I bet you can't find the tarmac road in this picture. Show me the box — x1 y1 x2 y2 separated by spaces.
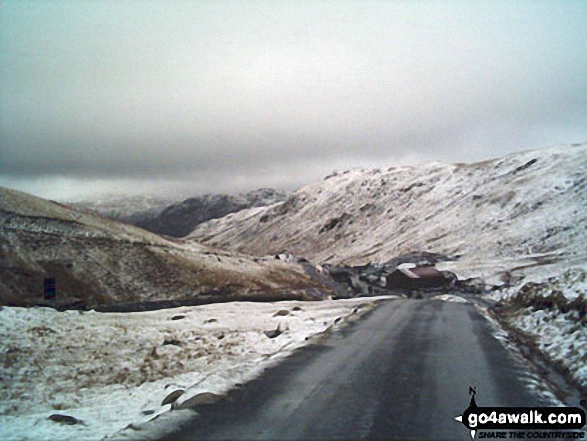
163 298 554 441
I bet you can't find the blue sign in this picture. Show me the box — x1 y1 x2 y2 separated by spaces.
44 278 56 300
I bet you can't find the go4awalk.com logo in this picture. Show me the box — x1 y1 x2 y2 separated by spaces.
455 387 586 439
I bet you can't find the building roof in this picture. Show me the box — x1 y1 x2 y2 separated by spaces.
397 265 445 279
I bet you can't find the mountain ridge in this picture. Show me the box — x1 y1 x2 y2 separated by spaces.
74 188 288 238
189 144 587 284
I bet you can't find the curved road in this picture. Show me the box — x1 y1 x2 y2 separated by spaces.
164 298 554 440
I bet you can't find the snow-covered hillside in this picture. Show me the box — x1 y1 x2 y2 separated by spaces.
0 188 334 307
190 144 587 284
72 194 182 227
74 188 288 238
133 188 288 238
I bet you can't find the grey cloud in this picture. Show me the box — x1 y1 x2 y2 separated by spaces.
1 1 586 200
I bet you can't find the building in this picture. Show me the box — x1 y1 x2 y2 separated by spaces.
386 265 455 290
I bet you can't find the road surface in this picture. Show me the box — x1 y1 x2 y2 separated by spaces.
164 298 553 440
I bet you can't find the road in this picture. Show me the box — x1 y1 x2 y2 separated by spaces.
163 298 553 441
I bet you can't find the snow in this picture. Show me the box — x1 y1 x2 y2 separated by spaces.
0 187 172 246
71 194 182 221
431 294 469 303
0 296 395 441
510 308 587 388
489 268 587 389
189 143 587 286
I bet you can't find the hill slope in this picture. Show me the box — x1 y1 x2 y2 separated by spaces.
72 194 182 227
0 188 333 307
74 188 287 238
134 188 288 238
189 144 587 283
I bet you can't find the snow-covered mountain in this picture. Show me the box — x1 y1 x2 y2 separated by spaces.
189 144 587 284
72 194 183 225
134 188 288 238
0 188 333 307
74 188 288 238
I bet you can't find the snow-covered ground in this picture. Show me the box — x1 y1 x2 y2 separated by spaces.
0 296 395 441
489 268 587 389
431 294 469 303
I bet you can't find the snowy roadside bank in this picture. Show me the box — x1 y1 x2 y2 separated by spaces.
0 296 396 441
489 268 587 391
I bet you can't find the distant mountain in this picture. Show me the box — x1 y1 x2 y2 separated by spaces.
0 188 334 308
75 188 288 238
72 194 185 227
189 144 587 284
135 188 288 238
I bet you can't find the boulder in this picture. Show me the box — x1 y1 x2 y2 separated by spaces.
162 339 182 346
161 389 185 406
48 414 83 425
264 324 283 339
173 392 222 410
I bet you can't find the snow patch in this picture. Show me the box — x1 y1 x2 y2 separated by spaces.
431 294 469 303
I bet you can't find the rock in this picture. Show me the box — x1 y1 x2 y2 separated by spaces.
162 389 185 406
273 309 290 317
30 326 57 337
204 318 217 323
48 414 83 425
263 324 283 339
125 423 141 431
292 306 302 311
162 339 182 346
173 392 222 410
171 315 185 321
334 317 342 324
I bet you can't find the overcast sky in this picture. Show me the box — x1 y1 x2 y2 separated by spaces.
1 0 586 201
